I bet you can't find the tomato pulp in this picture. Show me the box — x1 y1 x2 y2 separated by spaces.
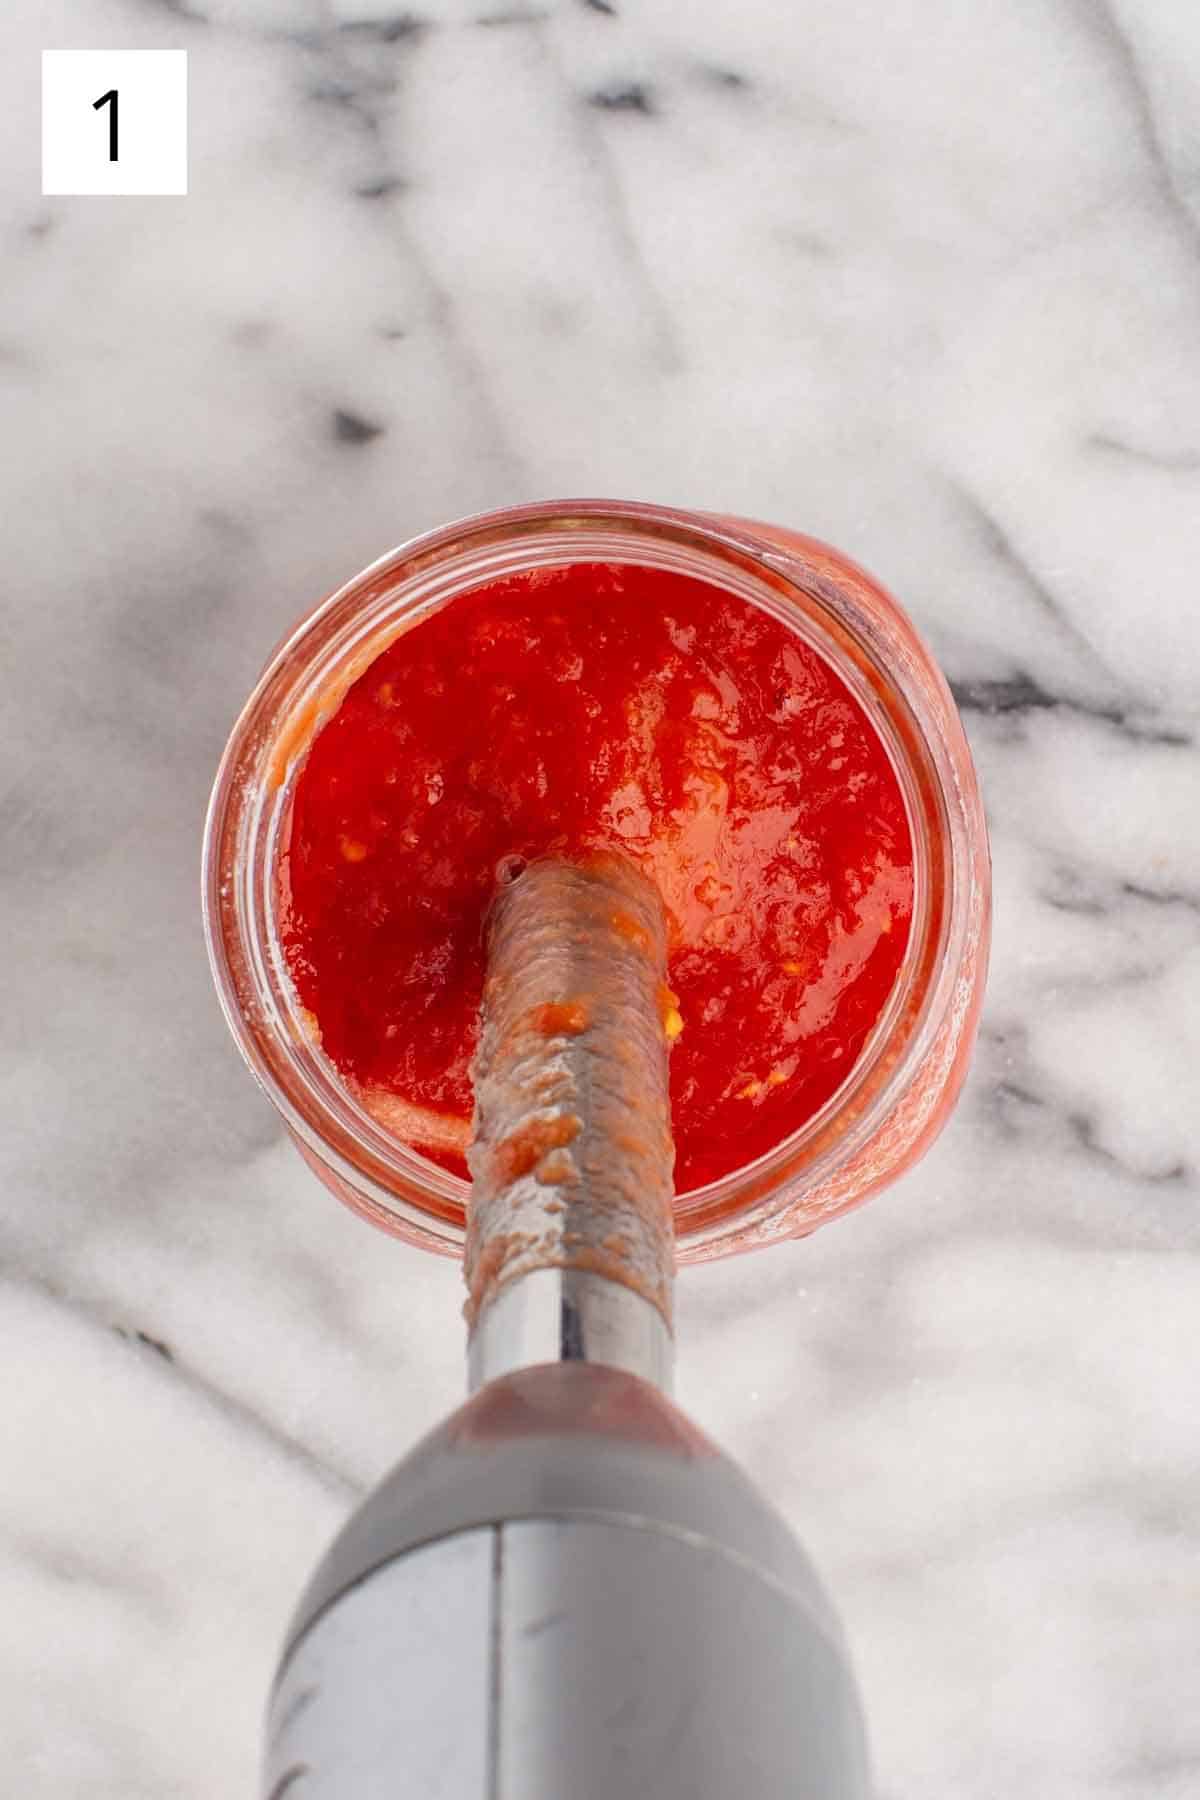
280 562 913 1193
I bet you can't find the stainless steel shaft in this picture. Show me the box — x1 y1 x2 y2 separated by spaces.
465 855 677 1391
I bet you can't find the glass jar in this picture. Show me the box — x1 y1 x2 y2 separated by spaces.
202 499 990 1262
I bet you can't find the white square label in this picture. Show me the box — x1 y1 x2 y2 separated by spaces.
42 50 188 196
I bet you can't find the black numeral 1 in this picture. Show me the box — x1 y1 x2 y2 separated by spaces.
93 88 119 162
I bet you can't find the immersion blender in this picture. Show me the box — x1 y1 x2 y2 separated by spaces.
264 856 871 1799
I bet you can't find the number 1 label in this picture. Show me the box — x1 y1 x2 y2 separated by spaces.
42 51 187 196
93 88 118 161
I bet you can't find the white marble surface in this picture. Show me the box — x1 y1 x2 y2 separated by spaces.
4 1 1199 1793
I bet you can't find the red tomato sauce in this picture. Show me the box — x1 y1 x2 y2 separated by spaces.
280 563 913 1192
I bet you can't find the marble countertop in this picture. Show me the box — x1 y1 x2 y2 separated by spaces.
5 2 1199 1794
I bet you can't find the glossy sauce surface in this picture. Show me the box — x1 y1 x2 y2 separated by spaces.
281 563 913 1192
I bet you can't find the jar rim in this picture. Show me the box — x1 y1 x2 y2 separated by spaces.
202 498 982 1258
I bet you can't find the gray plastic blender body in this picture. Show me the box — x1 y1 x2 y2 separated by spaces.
265 1361 871 1799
